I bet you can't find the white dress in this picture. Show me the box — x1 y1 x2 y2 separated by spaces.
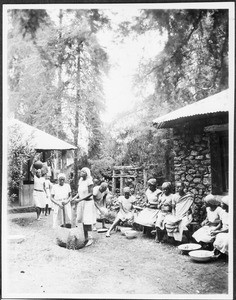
165 193 193 241
155 193 174 230
45 179 53 208
117 195 136 222
192 206 223 243
33 175 46 208
76 177 94 225
93 186 108 219
213 210 229 254
134 189 161 227
51 183 72 228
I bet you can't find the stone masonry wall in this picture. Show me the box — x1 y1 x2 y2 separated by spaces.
173 130 211 222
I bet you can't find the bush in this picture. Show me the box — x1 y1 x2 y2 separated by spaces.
8 123 36 204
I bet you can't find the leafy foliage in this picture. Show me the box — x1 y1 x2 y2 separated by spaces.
8 124 36 203
106 8 229 183
132 9 228 111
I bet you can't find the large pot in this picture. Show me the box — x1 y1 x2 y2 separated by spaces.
33 160 43 170
55 224 85 250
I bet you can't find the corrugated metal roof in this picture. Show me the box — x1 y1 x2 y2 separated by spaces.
153 89 229 128
9 119 77 150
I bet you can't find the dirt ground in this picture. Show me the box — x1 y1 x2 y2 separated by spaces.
3 211 230 298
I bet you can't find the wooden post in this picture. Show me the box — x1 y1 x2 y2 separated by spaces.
120 169 124 195
143 168 147 190
134 170 137 192
112 170 116 194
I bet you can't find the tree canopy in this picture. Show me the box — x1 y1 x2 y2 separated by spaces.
7 8 229 185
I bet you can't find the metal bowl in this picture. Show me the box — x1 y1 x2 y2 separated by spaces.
189 250 214 262
120 227 132 235
125 230 138 239
178 243 201 254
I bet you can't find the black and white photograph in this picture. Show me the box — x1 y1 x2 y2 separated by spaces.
2 1 234 299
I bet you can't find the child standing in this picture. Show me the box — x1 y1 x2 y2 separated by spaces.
45 174 53 216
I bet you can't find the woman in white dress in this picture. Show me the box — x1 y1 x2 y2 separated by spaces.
155 182 174 243
51 173 72 228
30 163 47 221
44 174 53 216
211 196 229 256
165 182 194 242
73 167 94 247
93 182 109 229
192 194 222 245
134 178 162 233
106 187 136 237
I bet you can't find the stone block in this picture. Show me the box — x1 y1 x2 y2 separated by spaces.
196 184 205 189
190 151 198 156
196 155 204 160
175 175 181 180
188 169 196 174
202 160 211 165
203 178 211 185
189 160 197 164
186 156 193 160
194 135 201 143
190 188 198 195
186 175 193 181
174 164 182 168
193 178 201 183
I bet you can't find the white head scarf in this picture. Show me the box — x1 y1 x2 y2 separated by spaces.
81 167 91 177
79 167 93 185
58 173 66 180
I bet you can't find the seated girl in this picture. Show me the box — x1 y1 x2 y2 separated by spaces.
192 194 222 247
106 187 136 237
165 182 194 242
155 182 174 243
211 195 229 257
134 178 162 233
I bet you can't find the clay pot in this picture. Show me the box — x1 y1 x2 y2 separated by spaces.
33 161 43 169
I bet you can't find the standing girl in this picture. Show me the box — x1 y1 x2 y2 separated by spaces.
73 167 94 247
30 162 47 220
51 173 72 228
44 174 53 216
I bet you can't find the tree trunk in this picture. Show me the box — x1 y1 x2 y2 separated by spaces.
73 45 81 188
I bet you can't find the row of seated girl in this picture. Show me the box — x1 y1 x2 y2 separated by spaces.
133 179 229 257
192 194 229 257
134 179 194 243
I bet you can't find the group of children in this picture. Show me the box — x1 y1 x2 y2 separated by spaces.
30 160 229 256
30 163 53 220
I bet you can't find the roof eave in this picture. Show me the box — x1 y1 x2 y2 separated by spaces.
153 111 229 129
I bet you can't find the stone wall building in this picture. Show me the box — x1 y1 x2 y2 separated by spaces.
153 89 230 221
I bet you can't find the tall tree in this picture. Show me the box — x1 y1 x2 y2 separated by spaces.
131 9 228 111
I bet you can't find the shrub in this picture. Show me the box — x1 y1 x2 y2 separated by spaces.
8 123 36 204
